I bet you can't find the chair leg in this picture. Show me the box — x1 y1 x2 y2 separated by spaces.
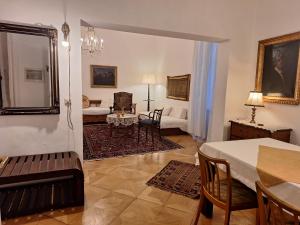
224 209 231 225
192 194 205 225
138 126 140 143
158 128 162 140
151 128 154 144
255 208 260 225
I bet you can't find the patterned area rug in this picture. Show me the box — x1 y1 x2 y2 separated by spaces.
146 160 201 199
83 124 182 160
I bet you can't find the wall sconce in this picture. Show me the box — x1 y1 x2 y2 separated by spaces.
61 22 70 47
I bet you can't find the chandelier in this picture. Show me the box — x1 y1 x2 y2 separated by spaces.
81 27 103 54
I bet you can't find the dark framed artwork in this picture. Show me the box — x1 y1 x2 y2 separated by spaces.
167 74 191 101
90 65 117 88
255 32 300 105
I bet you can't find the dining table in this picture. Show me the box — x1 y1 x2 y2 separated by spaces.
198 137 300 218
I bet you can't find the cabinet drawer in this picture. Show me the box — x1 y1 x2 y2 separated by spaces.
231 122 249 138
230 122 271 139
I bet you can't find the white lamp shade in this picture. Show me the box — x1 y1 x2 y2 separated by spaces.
245 91 264 107
142 74 156 84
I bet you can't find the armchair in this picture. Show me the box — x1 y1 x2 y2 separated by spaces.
110 92 136 114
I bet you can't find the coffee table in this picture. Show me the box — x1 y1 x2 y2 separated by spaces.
106 114 138 137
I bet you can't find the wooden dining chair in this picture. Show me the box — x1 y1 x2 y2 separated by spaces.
256 181 300 225
192 150 258 225
138 109 163 144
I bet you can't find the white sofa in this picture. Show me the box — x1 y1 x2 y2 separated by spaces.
82 107 110 116
139 106 188 133
161 106 188 132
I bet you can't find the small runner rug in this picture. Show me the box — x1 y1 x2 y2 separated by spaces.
83 124 183 160
146 160 201 199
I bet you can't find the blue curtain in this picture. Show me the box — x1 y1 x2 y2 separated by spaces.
188 41 218 141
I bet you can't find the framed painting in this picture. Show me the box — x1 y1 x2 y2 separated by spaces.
167 74 191 101
90 65 117 88
255 31 300 104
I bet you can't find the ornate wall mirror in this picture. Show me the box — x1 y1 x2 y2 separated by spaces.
0 21 59 115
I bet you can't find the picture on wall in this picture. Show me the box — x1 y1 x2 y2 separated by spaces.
255 32 300 104
167 74 191 101
90 65 117 88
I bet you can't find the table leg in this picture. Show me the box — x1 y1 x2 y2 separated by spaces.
109 124 113 137
201 195 213 218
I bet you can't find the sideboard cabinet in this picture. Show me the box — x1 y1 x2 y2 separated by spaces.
229 120 292 143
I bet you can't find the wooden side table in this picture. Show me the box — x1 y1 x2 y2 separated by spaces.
229 120 292 143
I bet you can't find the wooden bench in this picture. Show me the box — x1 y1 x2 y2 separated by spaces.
0 151 84 219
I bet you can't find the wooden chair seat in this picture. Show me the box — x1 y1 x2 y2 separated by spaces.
218 179 257 210
256 181 300 225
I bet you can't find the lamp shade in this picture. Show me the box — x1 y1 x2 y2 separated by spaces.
245 91 264 107
142 74 156 84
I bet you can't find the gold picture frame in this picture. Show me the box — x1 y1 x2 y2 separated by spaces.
90 65 117 88
255 31 300 105
167 74 191 101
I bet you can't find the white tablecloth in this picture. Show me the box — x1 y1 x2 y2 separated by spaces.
106 114 138 126
199 138 300 209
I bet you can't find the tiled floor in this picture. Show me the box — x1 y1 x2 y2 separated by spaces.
3 135 256 225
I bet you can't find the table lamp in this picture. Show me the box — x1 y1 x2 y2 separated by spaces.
245 91 264 123
142 74 156 111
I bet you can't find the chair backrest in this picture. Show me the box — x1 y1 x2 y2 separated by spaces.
256 181 300 225
198 150 232 209
152 108 163 126
113 92 133 111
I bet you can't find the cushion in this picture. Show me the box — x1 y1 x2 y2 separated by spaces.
82 107 110 115
139 119 159 126
162 107 172 116
82 95 90 108
180 108 188 120
160 116 187 132
169 107 182 119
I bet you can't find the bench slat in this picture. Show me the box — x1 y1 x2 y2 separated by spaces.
1 157 19 177
11 156 27 176
19 155 34 175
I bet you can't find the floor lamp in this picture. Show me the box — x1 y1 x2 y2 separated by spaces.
142 74 156 112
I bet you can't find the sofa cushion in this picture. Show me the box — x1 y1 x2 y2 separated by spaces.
162 107 172 116
180 108 188 119
83 107 110 115
160 116 187 132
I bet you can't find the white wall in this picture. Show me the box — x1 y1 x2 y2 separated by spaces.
82 28 194 112
0 1 83 159
245 0 300 144
221 0 300 145
0 0 258 159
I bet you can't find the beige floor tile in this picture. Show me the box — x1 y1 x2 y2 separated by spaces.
119 199 163 223
138 186 171 205
108 167 153 181
165 193 198 213
154 206 193 225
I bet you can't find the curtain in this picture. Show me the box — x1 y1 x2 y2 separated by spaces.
188 41 218 141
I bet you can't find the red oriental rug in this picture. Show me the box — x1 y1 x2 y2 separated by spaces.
83 124 182 160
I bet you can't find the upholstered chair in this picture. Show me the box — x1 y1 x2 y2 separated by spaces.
110 92 136 114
